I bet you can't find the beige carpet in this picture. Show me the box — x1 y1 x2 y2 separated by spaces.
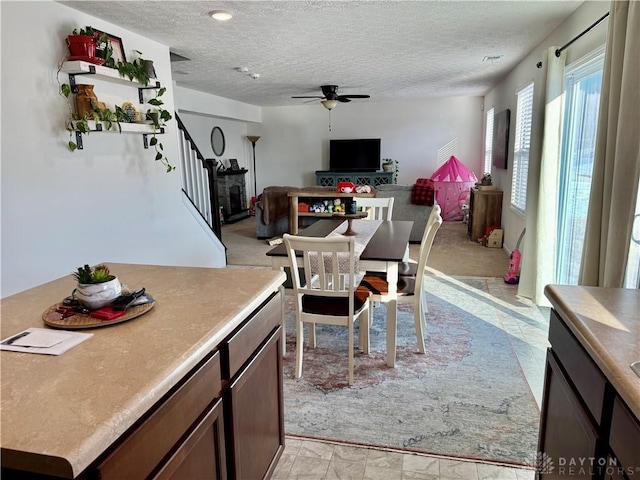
223 217 509 277
423 221 509 277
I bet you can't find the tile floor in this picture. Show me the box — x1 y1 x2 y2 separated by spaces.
273 438 536 480
273 277 550 480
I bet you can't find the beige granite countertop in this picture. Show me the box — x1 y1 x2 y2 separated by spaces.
544 285 640 420
1 263 286 478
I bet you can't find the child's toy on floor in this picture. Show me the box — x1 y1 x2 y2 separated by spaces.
504 228 526 284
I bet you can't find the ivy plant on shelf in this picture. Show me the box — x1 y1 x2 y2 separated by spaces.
58 81 129 151
145 86 175 172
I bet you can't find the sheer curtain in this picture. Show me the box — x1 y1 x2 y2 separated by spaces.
518 47 566 305
579 0 640 287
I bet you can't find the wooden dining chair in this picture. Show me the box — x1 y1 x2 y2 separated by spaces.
356 197 394 220
359 204 443 354
283 234 371 385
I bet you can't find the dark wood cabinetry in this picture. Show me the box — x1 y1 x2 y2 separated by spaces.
96 352 224 480
154 398 227 480
92 293 284 480
227 328 284 480
467 188 503 241
537 309 640 480
538 351 599 479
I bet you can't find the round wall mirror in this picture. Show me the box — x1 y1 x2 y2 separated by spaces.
210 126 225 156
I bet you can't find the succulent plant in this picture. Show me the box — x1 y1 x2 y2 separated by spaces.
72 264 115 284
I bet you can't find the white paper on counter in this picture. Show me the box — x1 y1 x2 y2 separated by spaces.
0 328 92 355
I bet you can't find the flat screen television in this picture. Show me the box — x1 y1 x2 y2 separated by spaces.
329 139 381 172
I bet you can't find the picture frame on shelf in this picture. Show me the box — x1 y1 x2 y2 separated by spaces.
94 30 127 64
228 159 240 170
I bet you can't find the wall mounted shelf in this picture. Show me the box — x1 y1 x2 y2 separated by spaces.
61 60 164 150
69 121 164 150
61 61 160 90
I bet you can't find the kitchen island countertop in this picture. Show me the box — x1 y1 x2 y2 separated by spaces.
1 263 286 478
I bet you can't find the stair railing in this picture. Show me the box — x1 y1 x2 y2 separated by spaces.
175 113 222 241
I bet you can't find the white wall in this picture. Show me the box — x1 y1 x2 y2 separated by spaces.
484 1 610 253
1 2 225 297
174 88 263 199
252 97 484 191
173 89 483 198
178 114 249 170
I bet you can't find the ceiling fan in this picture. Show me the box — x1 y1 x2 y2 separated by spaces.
292 85 370 110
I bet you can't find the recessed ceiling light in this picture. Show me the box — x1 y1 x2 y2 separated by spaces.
210 10 233 21
482 55 503 62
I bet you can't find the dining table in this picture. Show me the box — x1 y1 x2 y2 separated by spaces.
266 218 414 368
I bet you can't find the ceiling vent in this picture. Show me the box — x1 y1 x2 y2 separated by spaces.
482 55 503 63
170 52 191 63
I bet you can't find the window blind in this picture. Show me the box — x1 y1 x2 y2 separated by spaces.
511 82 534 213
484 108 494 173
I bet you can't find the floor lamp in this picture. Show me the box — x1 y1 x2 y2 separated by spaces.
246 136 261 213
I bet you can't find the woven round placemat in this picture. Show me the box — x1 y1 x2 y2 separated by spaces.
42 301 154 330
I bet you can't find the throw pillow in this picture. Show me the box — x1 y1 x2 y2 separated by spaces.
411 178 434 206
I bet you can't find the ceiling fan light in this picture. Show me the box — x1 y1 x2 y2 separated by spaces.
210 10 233 21
321 100 338 110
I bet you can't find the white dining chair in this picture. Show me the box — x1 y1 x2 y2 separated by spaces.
356 197 394 220
359 204 442 354
283 234 371 385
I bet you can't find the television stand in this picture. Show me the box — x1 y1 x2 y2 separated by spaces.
315 171 393 187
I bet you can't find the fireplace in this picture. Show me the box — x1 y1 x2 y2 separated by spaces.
216 169 249 223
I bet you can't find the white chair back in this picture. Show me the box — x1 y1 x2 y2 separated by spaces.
356 197 394 220
283 235 356 303
282 234 369 386
414 204 443 292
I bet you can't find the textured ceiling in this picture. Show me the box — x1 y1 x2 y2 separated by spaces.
60 1 583 107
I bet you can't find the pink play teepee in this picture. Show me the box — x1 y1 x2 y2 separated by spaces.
430 156 478 221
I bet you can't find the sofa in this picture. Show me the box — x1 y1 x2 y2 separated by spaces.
374 184 435 242
256 184 435 242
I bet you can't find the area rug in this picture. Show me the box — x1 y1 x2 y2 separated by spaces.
282 274 541 466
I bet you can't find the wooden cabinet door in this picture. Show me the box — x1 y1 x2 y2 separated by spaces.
153 398 227 480
468 189 503 241
537 351 599 479
227 327 284 480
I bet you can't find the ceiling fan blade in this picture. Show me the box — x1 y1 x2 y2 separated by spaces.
292 95 324 99
337 98 352 103
338 94 370 99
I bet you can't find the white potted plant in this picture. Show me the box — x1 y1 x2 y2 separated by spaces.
382 158 399 183
72 264 122 310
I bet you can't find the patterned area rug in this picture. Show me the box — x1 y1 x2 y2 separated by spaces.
283 275 540 466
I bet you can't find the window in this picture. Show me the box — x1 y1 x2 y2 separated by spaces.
556 49 604 285
511 83 534 214
484 108 494 174
437 138 458 167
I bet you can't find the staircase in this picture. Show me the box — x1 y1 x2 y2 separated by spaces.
175 113 223 244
